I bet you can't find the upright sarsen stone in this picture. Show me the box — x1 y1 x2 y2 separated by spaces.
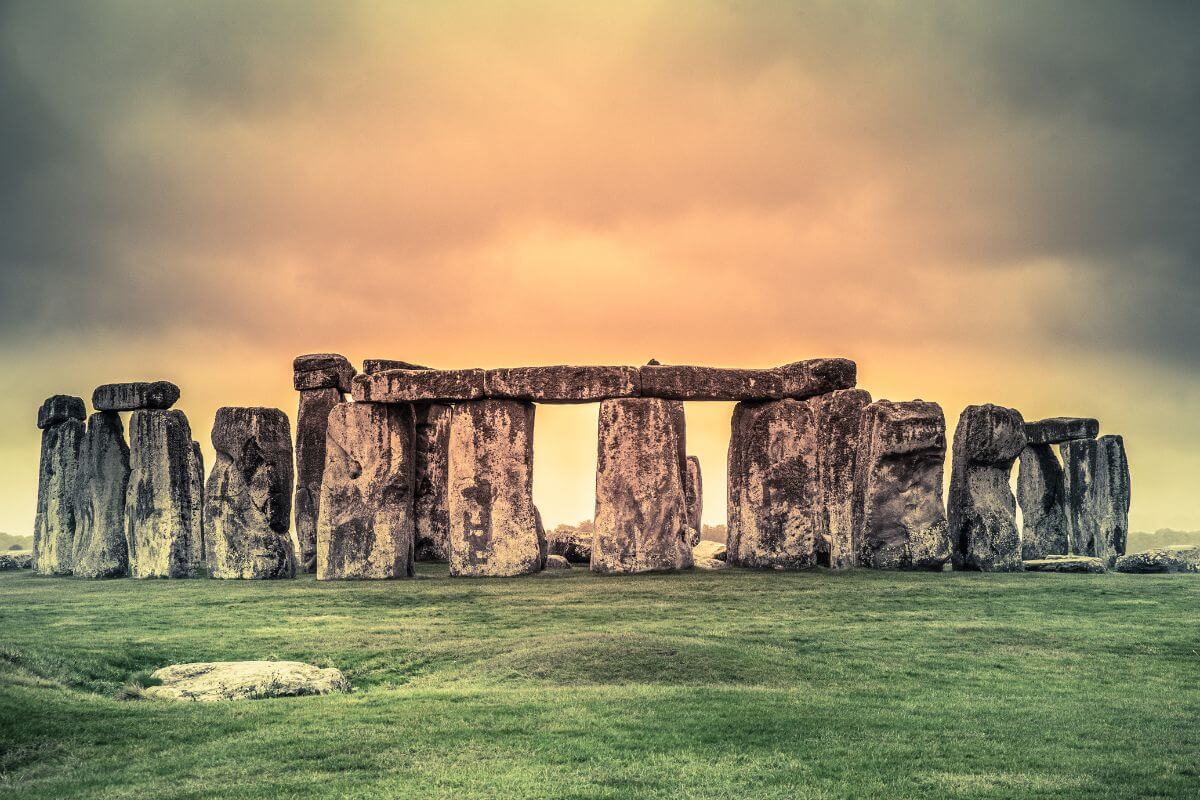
1095 435 1131 563
853 400 951 570
293 386 344 572
812 388 872 569
683 455 703 548
1062 435 1130 564
1017 445 1068 559
205 407 295 579
72 412 130 578
448 400 543 576
125 410 203 577
414 403 451 561
189 441 205 569
593 398 693 574
33 396 85 576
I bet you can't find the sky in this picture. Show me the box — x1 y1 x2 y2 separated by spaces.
2 1 1198 536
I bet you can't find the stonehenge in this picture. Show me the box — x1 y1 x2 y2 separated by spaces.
1016 443 1068 559
72 412 131 578
126 408 204 577
413 403 451 561
812 389 871 569
34 395 85 575
683 456 703 548
1061 435 1130 565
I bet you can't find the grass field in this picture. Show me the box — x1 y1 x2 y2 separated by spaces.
1 566 1197 799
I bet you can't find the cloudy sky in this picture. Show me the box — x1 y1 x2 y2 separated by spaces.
2 1 1198 536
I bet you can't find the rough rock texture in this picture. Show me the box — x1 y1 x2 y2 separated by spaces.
0 551 33 570
414 403 451 561
639 358 855 401
546 527 592 563
1023 555 1108 573
205 408 296 580
948 404 1027 572
853 400 951 570
125 410 204 578
1017 444 1068 559
353 368 486 403
92 381 180 411
1114 546 1200 574
37 395 86 430
812 388 872 568
1024 417 1099 446
544 554 571 570
694 557 729 570
293 353 355 392
592 398 693 574
693 540 727 561
72 412 130 578
143 661 350 702
484 366 640 402
1061 435 1131 564
33 412 84 575
189 441 205 569
317 402 417 580
683 456 703 548
447 400 543 576
362 359 433 374
726 399 823 569
293 386 344 573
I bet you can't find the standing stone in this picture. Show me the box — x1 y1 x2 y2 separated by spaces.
72 412 130 578
1017 445 1068 559
448 400 543 576
317 402 416 579
293 386 344 572
189 441 206 569
125 410 204 578
593 398 693 573
683 456 703 548
414 403 451 561
1062 435 1130 564
205 408 295 579
33 396 85 576
853 400 951 570
812 388 872 569
948 404 1027 572
1095 435 1131 563
727 399 822 569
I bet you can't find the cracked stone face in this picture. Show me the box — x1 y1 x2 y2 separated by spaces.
293 387 344 573
126 409 204 578
1061 434 1130 564
72 412 131 578
811 388 871 569
414 403 451 561
1017 444 1068 559
33 409 84 576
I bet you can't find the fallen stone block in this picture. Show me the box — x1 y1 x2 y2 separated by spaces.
693 540 726 561
72 412 131 578
1114 546 1199 574
1023 555 1108 573
546 527 592 563
37 395 86 430
694 557 729 570
92 381 180 412
484 365 640 402
353 368 487 403
949 404 1027 572
1024 417 1099 446
544 554 571 570
142 661 350 702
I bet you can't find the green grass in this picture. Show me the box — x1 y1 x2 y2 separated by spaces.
0 566 1197 799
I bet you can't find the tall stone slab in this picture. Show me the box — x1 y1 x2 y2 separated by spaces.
727 399 823 569
1062 435 1130 564
72 412 131 578
592 398 693 574
812 388 872 569
447 399 543 577
205 407 296 579
414 403 451 561
316 402 416 579
33 396 85 576
948 404 1027 572
1095 435 1131 563
683 455 703 548
853 400 951 570
125 409 203 578
293 386 344 572
189 441 206 569
1017 445 1068 559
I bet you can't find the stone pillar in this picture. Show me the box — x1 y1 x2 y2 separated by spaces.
1016 444 1068 559
33 395 85 576
293 354 355 573
812 388 872 569
189 441 206 569
448 399 543 576
316 402 417 579
1062 435 1130 564
205 407 296 579
72 411 131 578
853 400 951 570
683 455 703 548
414 403 452 561
593 398 693 574
125 409 204 578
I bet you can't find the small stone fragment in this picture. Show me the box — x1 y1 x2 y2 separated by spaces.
1114 546 1199 574
414 403 451 561
1017 445 1068 559
37 395 86 430
484 365 641 402
33 402 85 576
353 368 487 403
293 386 344 572
1023 555 1108 573
683 455 703 548
812 388 872 569
92 381 180 412
1024 417 1100 446
72 412 131 578
143 661 350 702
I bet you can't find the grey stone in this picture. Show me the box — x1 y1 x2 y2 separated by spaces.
1061 435 1131 564
189 441 205 571
593 398 693 574
317 402 416 580
71 412 130 578
1023 555 1108 573
143 661 350 702
354 368 486 403
544 554 571 570
639 358 855 401
414 403 451 561
853 400 951 570
948 404 1027 572
1017 445 1068 559
1114 546 1199 574
125 410 204 578
546 527 592 563
1024 417 1099 446
293 387 344 573
362 359 433 374
447 400 543 576
33 416 84 575
683 456 703 548
205 407 296 580
293 353 356 393
484 365 640 403
812 388 872 569
37 395 86 430
694 557 729 570
777 359 858 399
92 381 180 412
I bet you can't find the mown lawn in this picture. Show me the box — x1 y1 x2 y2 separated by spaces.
0 566 1197 799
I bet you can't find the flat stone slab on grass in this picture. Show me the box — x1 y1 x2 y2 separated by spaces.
1023 555 1108 573
1115 546 1200 574
143 661 350 702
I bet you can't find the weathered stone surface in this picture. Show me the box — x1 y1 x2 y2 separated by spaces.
362 359 433 374
72 412 130 578
317 402 416 580
143 661 350 702
294 353 352 372
948 404 1027 572
0 551 33 570
353 368 486 403
33 415 84 575
1024 417 1099 446
546 527 592 563
125 410 204 578
853 400 951 570
414 403 451 561
592 398 693 574
293 387 344 573
189 441 205 570
812 388 871 569
694 557 729 570
1017 444 1068 559
639 358 855 401
683 456 703 548
37 395 86 430
484 366 640 403
1114 546 1199 574
293 353 356 392
777 358 858 399
92 381 180 412
544 554 571 570
727 399 822 569
448 400 543 576
1023 555 1108 573
205 407 296 580
693 540 727 561
1061 435 1131 564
